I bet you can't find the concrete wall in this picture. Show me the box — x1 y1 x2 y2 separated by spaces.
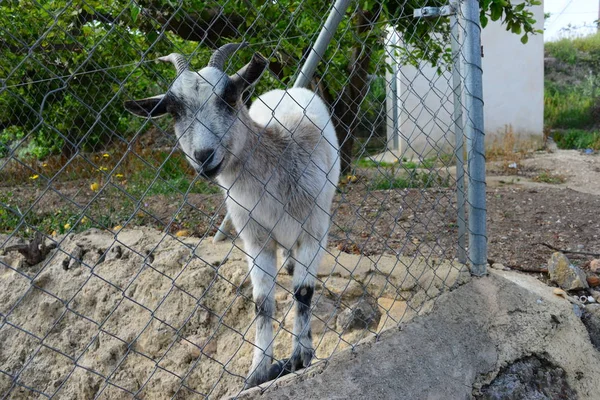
385 1 544 159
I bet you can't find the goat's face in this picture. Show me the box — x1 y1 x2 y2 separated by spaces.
124 44 268 178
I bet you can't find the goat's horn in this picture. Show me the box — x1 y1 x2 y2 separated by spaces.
208 42 248 70
157 53 189 74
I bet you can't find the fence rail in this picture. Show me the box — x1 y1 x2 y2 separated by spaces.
0 0 486 398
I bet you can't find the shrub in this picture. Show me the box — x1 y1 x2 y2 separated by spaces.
552 129 600 150
544 84 595 129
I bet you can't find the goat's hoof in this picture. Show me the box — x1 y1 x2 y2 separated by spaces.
243 370 269 390
267 358 293 380
290 347 314 372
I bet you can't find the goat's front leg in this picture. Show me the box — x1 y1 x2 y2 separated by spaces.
244 239 277 389
213 212 234 243
269 236 322 379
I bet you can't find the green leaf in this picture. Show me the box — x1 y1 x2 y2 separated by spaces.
130 5 140 23
481 14 489 28
490 3 503 21
521 34 528 44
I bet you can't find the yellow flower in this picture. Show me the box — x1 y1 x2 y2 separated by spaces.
346 175 358 183
90 182 100 191
112 225 123 231
42 163 48 167
102 153 110 158
64 223 71 230
175 229 191 237
29 174 39 180
115 173 124 178
98 166 109 172
81 216 88 224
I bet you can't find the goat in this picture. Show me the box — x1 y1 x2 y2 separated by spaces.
124 43 340 388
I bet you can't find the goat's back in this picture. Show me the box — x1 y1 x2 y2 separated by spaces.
249 88 338 149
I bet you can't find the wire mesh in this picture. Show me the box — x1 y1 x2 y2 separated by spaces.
0 1 482 398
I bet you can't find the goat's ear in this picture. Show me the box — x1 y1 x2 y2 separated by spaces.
231 53 268 93
124 95 169 118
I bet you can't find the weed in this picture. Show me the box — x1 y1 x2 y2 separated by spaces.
545 85 595 129
545 38 578 65
532 171 566 184
487 125 532 161
355 158 398 169
355 156 439 171
371 170 450 190
552 129 600 150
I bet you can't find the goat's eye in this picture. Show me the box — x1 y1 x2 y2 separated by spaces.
226 97 237 108
167 103 182 118
221 83 239 108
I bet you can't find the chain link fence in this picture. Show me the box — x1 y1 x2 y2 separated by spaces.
0 0 486 398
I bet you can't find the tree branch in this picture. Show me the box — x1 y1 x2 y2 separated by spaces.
534 242 600 258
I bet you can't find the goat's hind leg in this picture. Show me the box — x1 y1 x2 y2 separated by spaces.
281 246 296 275
244 239 277 389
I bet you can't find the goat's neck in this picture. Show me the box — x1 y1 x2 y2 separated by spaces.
218 111 280 190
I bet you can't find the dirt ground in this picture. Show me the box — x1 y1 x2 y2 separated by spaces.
1 149 599 398
486 150 600 270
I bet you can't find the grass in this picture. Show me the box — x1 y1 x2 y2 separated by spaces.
355 158 399 169
0 190 117 237
370 170 450 190
486 125 537 161
544 85 595 130
546 32 600 65
0 145 221 237
544 33 600 148
355 156 439 170
532 171 566 185
552 129 600 150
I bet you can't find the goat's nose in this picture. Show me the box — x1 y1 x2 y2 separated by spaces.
194 149 215 166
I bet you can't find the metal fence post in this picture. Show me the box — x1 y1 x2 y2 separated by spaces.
450 2 467 265
462 0 487 275
293 0 353 88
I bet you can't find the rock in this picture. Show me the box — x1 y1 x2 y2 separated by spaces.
184 335 217 358
376 298 408 332
587 275 600 287
581 305 600 350
590 259 600 273
547 252 588 290
105 245 122 262
552 288 567 299
336 296 381 332
478 356 576 399
322 277 365 299
491 263 506 270
591 289 600 303
62 245 83 271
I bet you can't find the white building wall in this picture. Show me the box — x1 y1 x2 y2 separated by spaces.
385 1 544 159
